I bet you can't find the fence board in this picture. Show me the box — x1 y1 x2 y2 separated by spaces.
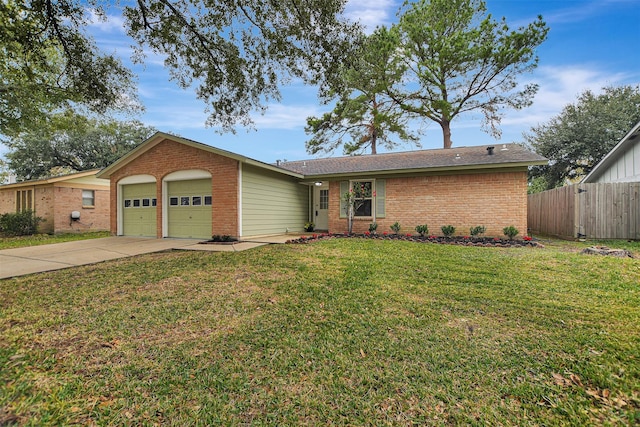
528 182 640 239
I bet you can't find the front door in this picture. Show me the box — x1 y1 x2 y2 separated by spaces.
313 183 329 230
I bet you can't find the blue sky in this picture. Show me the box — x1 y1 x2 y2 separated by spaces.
9 0 640 164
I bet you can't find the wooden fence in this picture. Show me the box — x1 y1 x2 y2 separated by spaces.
527 182 640 239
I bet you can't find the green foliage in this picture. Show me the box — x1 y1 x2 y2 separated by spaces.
306 27 420 155
0 210 43 236
441 225 456 237
1 0 359 137
469 225 486 236
415 224 429 236
526 85 640 189
4 112 156 181
390 221 401 234
0 0 138 137
304 222 315 232
502 225 519 240
368 222 378 233
393 0 548 148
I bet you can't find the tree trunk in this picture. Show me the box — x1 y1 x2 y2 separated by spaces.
440 120 452 149
371 129 377 154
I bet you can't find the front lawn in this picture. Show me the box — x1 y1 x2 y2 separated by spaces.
0 231 111 250
1 239 638 425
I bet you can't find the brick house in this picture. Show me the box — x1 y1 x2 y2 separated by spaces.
0 170 111 234
98 132 547 239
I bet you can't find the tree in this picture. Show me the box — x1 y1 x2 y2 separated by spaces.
1 0 360 138
305 27 420 155
394 0 548 148
525 85 640 190
0 0 139 137
4 112 156 181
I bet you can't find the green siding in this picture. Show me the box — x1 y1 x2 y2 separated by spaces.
339 181 349 218
242 165 309 236
167 179 212 239
122 183 156 237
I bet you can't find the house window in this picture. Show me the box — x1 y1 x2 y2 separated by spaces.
151 198 157 207
142 198 150 207
204 196 212 206
15 189 33 212
319 189 329 210
192 196 202 206
180 196 190 206
82 190 95 207
169 197 179 206
133 199 141 207
124 199 132 208
352 181 373 217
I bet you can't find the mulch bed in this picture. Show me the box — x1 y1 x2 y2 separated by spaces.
286 233 543 248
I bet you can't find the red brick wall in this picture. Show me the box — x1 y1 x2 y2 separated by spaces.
109 138 239 238
52 186 110 234
0 184 109 234
328 171 529 238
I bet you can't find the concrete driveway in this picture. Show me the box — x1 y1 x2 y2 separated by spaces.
0 236 269 279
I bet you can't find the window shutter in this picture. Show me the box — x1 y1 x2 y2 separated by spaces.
375 179 386 218
339 181 349 218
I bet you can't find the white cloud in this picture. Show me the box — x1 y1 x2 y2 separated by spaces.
502 65 633 128
86 9 127 34
344 0 398 30
251 104 322 129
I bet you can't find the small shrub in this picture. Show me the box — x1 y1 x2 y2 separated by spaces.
304 222 314 232
369 222 378 234
0 210 43 236
503 225 519 240
415 224 429 236
390 222 401 234
441 225 456 237
469 225 486 237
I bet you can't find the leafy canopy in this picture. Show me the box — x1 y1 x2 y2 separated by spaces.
0 0 139 137
394 0 548 148
0 0 359 137
305 27 420 155
525 85 640 190
4 112 156 181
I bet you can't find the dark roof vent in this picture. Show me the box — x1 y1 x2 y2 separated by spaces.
487 146 495 155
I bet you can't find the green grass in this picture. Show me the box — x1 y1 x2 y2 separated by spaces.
0 231 111 250
1 239 639 425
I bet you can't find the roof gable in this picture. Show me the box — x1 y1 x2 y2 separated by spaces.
582 120 640 183
97 132 303 179
0 169 106 189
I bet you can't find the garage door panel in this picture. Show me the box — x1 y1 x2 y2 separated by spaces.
167 179 212 239
122 183 156 237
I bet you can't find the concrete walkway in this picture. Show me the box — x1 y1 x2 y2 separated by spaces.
0 236 284 279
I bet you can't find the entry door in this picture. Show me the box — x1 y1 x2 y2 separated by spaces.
314 183 329 230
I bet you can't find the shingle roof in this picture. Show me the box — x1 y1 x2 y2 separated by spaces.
277 143 547 177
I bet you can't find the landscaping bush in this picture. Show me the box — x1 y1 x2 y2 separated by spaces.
0 210 43 236
390 222 401 234
469 225 486 237
415 224 429 236
368 222 378 234
441 225 456 237
503 225 519 240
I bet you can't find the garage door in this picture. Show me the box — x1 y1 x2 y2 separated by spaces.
122 183 157 237
167 179 212 238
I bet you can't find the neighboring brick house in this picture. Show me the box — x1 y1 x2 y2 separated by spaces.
98 132 547 239
0 170 111 234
